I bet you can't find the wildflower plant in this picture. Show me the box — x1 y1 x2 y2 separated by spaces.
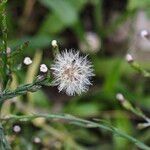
0 1 150 150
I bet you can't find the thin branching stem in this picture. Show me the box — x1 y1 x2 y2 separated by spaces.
1 113 150 150
0 75 49 103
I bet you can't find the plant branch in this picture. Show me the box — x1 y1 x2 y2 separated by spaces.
130 61 150 78
2 113 150 150
0 75 50 103
1 1 9 90
0 124 11 150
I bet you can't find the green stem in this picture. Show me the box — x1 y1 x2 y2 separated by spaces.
130 62 150 78
1 5 9 90
0 75 48 103
0 124 11 150
2 113 150 150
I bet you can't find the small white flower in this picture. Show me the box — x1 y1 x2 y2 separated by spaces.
40 64 48 73
13 125 21 133
51 40 57 47
125 53 133 62
23 57 32 65
51 50 94 96
140 29 148 38
116 93 124 102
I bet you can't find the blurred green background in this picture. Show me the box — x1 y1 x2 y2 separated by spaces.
1 0 150 149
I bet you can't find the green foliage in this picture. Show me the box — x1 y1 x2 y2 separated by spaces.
0 0 150 149
128 0 150 10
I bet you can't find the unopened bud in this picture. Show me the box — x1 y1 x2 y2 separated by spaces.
116 93 124 102
23 57 32 65
13 125 21 133
40 64 48 73
51 40 57 47
140 29 149 38
125 54 133 63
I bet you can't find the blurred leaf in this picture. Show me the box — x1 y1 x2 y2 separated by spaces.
66 0 87 11
103 59 122 93
39 0 78 25
128 0 150 10
30 90 50 108
64 103 100 117
113 111 132 150
0 0 7 13
39 0 87 35
39 13 65 35
8 35 52 50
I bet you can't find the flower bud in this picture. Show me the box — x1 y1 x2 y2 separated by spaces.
125 54 133 63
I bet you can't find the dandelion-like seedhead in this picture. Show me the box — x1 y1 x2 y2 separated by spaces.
51 50 94 96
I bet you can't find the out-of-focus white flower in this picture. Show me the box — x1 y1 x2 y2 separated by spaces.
140 29 149 38
23 57 32 65
80 32 101 53
51 40 57 47
125 53 133 62
6 47 11 54
40 64 48 73
13 125 21 133
33 137 41 143
51 50 94 96
116 93 124 102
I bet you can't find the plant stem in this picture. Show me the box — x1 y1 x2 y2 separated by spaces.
0 75 49 103
1 4 9 90
0 124 11 150
130 62 150 78
2 113 150 150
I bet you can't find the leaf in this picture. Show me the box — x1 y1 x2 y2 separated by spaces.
8 35 52 50
128 0 150 10
39 0 78 25
38 13 65 35
64 103 100 117
103 59 122 93
0 0 7 13
113 111 132 150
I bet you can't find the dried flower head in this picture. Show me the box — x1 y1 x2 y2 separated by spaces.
51 50 94 96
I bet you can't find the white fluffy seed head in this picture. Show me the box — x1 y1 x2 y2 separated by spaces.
51 50 94 96
125 54 133 62
40 64 48 73
51 40 57 47
23 57 32 65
